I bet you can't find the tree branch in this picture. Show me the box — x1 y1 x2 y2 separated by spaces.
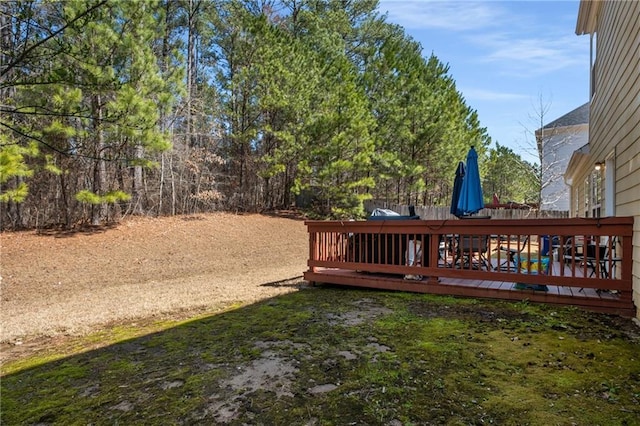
1 0 109 79
0 120 128 163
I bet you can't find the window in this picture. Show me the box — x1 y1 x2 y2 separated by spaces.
604 156 615 216
590 170 602 218
582 170 602 218
590 33 597 99
584 178 589 217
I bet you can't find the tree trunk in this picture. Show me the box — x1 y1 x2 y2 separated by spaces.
132 144 144 214
158 152 165 215
92 94 107 226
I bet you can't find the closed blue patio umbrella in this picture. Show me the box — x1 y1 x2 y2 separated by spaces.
450 161 465 217
456 146 484 216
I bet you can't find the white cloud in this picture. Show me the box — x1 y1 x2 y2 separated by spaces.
378 0 506 31
478 33 588 76
378 1 588 77
461 88 527 101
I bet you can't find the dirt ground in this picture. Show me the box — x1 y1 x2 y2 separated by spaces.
0 212 310 359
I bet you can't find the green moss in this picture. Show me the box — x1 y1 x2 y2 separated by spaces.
2 289 639 425
1 353 67 375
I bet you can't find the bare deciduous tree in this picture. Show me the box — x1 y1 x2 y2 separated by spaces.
519 94 587 211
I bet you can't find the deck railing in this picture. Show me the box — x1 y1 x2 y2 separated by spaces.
306 217 635 314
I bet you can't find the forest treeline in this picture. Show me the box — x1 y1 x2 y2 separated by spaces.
0 0 537 230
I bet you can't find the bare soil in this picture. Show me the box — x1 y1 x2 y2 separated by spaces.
0 212 309 359
4 213 640 424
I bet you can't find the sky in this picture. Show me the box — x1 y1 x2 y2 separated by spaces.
376 0 590 163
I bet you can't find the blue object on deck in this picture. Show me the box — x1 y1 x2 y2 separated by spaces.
456 147 484 216
450 161 465 217
541 235 550 255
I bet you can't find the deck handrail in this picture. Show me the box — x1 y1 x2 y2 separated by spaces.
306 217 634 299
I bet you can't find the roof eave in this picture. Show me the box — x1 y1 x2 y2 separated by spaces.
576 0 602 35
564 145 591 185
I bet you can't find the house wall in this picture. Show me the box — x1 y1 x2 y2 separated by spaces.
569 180 584 218
542 124 588 211
566 158 601 219
588 1 640 317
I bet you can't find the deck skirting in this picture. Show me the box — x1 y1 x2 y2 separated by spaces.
304 268 635 317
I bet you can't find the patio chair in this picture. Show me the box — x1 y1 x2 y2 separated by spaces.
584 236 621 279
560 237 581 265
453 235 490 270
495 235 529 271
561 236 601 273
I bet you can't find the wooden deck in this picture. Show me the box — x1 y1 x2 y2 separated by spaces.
305 217 636 317
305 267 632 316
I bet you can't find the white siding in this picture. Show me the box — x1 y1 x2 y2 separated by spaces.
542 125 588 211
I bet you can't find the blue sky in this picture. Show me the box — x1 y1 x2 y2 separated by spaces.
376 0 590 163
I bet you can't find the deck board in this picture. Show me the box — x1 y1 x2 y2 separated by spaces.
305 268 635 317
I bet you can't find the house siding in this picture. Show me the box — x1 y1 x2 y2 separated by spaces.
542 124 588 211
585 1 640 317
540 103 590 212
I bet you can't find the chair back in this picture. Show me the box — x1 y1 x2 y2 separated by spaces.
458 235 488 254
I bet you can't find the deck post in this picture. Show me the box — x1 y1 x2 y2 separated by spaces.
309 231 317 273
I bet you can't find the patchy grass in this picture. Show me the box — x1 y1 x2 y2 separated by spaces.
2 286 639 425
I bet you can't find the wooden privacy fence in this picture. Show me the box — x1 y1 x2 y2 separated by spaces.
305 216 635 316
363 200 569 220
